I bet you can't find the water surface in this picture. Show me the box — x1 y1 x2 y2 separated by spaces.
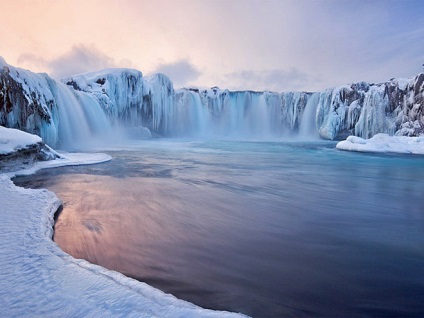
15 140 424 317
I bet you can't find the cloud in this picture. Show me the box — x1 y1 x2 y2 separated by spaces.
152 59 201 88
224 68 318 92
18 44 120 79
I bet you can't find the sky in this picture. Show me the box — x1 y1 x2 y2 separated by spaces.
0 0 423 92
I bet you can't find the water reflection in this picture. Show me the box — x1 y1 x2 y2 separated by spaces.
14 141 424 317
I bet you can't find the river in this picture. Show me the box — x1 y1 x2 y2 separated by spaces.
14 139 424 317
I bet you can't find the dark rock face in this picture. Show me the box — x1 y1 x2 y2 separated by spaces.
1 68 48 129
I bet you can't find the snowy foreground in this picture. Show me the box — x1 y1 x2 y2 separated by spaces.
336 133 424 155
0 129 246 317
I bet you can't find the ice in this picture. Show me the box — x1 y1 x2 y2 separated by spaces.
144 73 175 133
336 133 424 154
62 68 146 122
0 134 247 317
0 60 60 146
0 59 117 149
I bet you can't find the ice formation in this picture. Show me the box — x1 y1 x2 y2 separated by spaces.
1 56 423 148
0 59 115 149
315 78 424 140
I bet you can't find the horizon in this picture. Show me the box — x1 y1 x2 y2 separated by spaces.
1 0 423 92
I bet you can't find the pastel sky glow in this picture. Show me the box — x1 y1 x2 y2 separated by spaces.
1 0 423 91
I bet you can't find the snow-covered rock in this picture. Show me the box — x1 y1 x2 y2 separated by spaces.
336 133 424 154
0 125 43 155
0 60 60 146
0 126 60 172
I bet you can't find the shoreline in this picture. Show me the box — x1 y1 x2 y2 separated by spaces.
0 152 246 317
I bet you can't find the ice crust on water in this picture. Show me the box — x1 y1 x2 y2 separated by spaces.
336 133 424 154
0 126 247 317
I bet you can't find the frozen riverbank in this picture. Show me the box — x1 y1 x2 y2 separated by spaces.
0 127 246 317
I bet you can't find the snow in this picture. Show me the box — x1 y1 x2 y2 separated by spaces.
336 133 424 155
392 77 413 91
0 56 6 68
0 125 43 155
0 130 247 317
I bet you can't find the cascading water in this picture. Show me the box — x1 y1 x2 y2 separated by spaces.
173 90 211 137
72 90 112 136
299 92 320 139
56 83 113 149
169 90 312 140
4 56 421 148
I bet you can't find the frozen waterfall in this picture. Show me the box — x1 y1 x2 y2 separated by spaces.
2 57 423 148
170 89 312 139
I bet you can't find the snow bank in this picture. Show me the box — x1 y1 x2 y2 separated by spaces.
0 126 43 155
0 129 246 317
0 126 63 172
336 133 424 155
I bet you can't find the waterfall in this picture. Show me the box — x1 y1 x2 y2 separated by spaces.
163 89 317 140
3 56 423 147
56 83 113 150
299 92 320 139
173 90 210 137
